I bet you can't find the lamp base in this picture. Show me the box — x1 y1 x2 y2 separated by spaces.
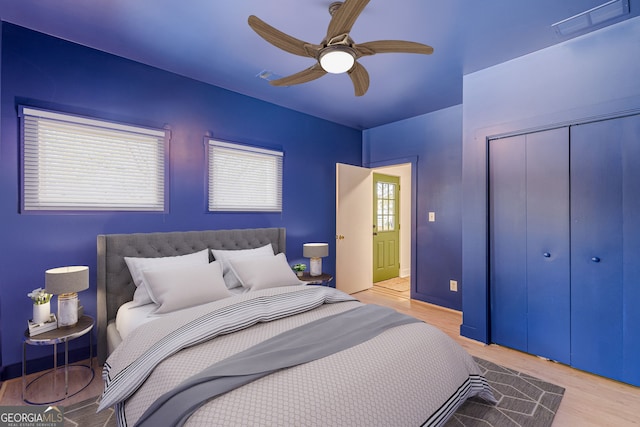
58 292 78 328
310 257 322 276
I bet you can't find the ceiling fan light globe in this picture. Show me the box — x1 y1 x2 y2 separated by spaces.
320 49 355 74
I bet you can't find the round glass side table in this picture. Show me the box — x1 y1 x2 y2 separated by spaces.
22 315 95 405
298 272 334 286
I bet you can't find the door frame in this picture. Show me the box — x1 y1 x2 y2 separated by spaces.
367 157 418 297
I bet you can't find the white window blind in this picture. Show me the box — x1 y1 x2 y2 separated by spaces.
208 140 283 212
21 107 166 211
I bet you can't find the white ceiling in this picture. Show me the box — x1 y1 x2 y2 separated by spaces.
1 0 637 129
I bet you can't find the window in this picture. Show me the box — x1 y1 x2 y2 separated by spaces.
21 107 167 212
376 181 397 231
208 140 282 212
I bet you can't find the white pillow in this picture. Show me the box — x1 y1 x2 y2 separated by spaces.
124 249 210 307
228 253 304 291
142 261 231 314
211 244 275 289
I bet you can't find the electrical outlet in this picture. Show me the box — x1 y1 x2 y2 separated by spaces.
449 280 458 292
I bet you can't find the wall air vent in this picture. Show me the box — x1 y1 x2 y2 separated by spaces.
552 0 630 36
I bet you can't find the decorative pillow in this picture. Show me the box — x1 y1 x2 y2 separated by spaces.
228 253 303 291
142 261 231 314
124 249 210 307
211 244 275 289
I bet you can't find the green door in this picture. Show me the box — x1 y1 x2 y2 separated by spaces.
373 173 400 282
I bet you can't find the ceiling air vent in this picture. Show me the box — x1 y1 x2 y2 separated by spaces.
552 0 630 36
256 70 285 83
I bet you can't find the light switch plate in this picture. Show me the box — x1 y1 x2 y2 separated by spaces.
428 212 436 222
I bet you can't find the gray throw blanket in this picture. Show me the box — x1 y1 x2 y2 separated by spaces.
135 304 421 427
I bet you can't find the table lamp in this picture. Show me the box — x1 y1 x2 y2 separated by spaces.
45 266 89 327
303 243 329 276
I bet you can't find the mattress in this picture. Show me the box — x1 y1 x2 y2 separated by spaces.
115 302 158 340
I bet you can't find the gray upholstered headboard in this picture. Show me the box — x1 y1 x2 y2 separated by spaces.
96 227 286 364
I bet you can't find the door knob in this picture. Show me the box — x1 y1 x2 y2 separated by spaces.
591 256 601 263
543 252 551 258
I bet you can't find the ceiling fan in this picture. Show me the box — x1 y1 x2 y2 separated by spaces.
248 0 434 96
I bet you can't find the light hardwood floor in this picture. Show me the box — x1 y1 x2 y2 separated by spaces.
2 283 638 427
0 357 104 407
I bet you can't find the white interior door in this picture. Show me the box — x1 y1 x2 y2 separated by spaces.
336 163 373 294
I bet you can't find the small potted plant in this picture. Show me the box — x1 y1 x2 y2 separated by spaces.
292 263 307 277
28 287 52 323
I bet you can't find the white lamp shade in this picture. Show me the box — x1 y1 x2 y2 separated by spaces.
304 243 329 276
303 243 329 259
45 266 89 295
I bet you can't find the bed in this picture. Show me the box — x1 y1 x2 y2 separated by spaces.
96 227 494 426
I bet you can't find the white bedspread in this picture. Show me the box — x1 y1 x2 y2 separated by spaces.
102 286 494 426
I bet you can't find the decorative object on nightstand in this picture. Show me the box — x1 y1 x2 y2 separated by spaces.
45 266 89 328
298 272 334 286
27 313 58 336
303 243 329 276
27 287 52 324
292 263 307 277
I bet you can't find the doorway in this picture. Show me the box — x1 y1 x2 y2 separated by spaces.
335 162 412 296
372 164 411 297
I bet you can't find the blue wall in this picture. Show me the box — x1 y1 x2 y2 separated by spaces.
363 105 463 310
461 16 640 342
0 23 362 375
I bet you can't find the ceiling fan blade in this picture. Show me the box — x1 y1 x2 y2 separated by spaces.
269 64 327 87
355 40 434 57
326 0 370 41
248 15 318 58
347 61 369 96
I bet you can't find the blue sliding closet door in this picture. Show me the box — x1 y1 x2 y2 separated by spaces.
621 115 640 386
490 116 640 385
489 135 528 352
525 128 570 364
570 114 640 385
489 128 570 363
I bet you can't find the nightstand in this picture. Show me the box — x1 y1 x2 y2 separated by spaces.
298 272 334 286
22 315 95 405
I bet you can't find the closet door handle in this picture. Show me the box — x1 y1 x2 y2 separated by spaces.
543 252 551 258
591 256 601 263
